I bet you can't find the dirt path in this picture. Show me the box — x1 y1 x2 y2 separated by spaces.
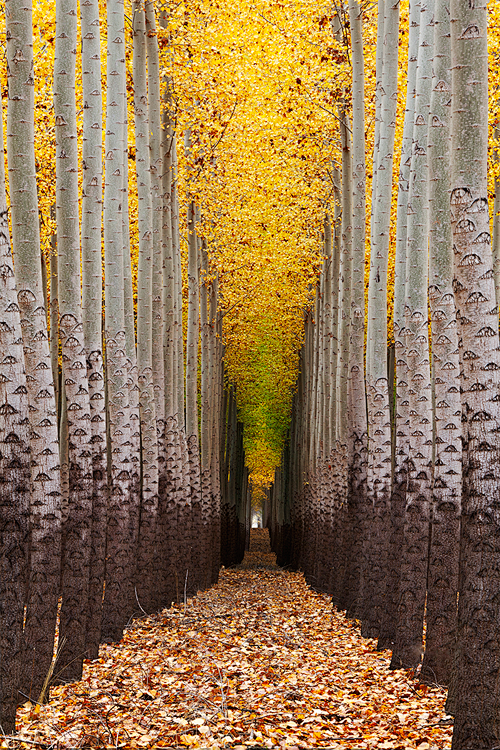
4 530 452 749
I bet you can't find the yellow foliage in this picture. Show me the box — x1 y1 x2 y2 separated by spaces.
163 0 354 484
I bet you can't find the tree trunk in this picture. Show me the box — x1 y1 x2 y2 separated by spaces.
172 133 195 598
390 0 434 671
420 0 460 687
145 0 167 539
492 126 500 306
122 150 142 610
6 0 62 701
185 136 203 588
133 0 160 614
0 96 31 732
200 246 212 585
49 208 59 417
380 0 420 650
344 0 368 621
101 0 133 643
80 0 107 660
54 0 93 682
209 278 223 583
333 105 353 607
449 0 500 742
363 0 399 639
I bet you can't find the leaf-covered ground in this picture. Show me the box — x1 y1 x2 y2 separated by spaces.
3 530 453 749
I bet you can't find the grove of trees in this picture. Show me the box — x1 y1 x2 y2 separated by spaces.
0 0 499 747
267 1 500 748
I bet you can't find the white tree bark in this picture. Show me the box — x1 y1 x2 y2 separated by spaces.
345 0 368 620
363 0 399 639
390 0 434 671
492 126 500 306
0 95 31 731
383 0 420 650
54 0 93 682
101 0 133 642
133 0 159 614
6 0 62 701
420 0 460 686
449 0 500 742
80 0 107 660
145 0 166 502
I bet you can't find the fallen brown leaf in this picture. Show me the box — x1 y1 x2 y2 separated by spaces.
1 530 452 750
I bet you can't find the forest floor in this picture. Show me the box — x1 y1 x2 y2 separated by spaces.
2 530 453 750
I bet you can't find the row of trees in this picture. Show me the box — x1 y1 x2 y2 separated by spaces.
2 0 499 743
0 0 252 735
0 0 354 734
269 0 500 747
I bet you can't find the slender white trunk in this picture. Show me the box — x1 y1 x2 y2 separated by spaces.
102 0 133 642
122 152 142 594
209 275 222 582
54 0 93 682
145 0 166 501
364 0 399 639
172 133 196 594
492 126 500 306
185 157 200 442
171 139 185 423
390 0 434 670
420 0 460 686
6 0 62 700
383 0 420 649
49 209 59 415
333 107 353 606
345 0 368 620
329 170 342 450
449 0 500 741
184 132 203 587
133 0 159 614
0 97 31 731
80 0 107 659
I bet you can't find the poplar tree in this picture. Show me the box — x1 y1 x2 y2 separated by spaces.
333 106 353 606
133 2 158 611
208 271 223 583
145 0 166 513
310 238 329 592
185 133 203 586
390 0 434 671
364 0 399 639
122 152 142 597
102 0 133 642
6 0 62 700
449 0 500 741
420 0 460 686
345 0 368 619
382 0 419 649
200 246 213 581
169 129 195 596
80 0 107 659
172 141 187 438
0 97 31 733
493 128 500 304
161 105 188 603
134 0 160 613
321 217 338 593
49 217 59 415
54 0 93 682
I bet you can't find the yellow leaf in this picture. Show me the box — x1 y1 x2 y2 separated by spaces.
137 736 155 746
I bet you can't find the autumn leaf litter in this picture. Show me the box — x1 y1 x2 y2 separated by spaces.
3 530 453 750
